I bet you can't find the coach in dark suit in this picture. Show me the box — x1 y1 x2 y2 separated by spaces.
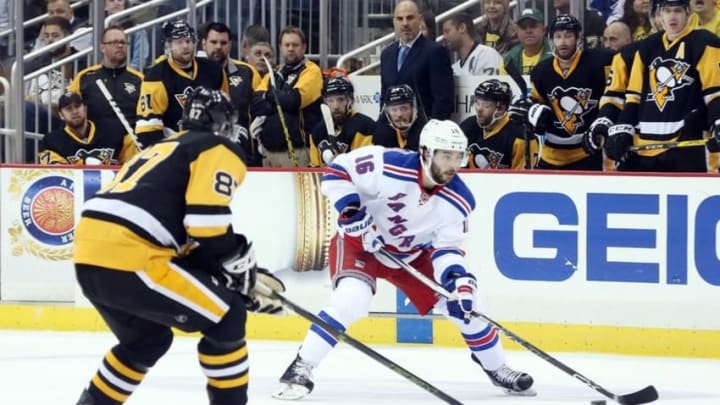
380 0 454 120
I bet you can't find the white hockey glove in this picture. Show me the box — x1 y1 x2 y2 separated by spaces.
527 103 553 134
246 268 285 314
235 124 249 142
219 234 257 295
604 124 635 162
338 205 384 253
250 116 266 140
442 269 477 324
582 117 613 155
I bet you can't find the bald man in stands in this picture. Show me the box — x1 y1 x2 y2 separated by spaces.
603 21 633 51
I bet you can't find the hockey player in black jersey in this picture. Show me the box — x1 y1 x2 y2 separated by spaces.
461 79 538 169
135 19 229 149
372 84 427 150
605 0 720 172
309 77 374 166
520 14 613 170
39 92 138 165
74 87 284 405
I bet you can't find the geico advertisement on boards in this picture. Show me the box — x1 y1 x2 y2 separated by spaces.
1 167 718 331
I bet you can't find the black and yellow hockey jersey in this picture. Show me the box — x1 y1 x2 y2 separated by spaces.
74 130 246 272
67 64 144 128
618 26 720 156
372 117 427 151
597 41 642 124
308 111 374 167
135 56 229 148
461 115 538 169
38 120 138 165
226 58 261 129
530 48 613 167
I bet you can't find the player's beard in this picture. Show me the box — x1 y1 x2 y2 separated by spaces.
66 117 89 137
430 161 456 185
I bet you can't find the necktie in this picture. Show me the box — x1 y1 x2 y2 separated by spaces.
397 45 409 71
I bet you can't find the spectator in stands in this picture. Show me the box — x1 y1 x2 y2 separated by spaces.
380 0 453 120
23 0 46 51
442 13 502 75
202 21 262 166
592 0 623 21
68 25 143 130
603 21 634 50
250 25 323 167
504 8 552 75
373 84 426 150
620 0 654 39
691 0 720 35
135 19 229 149
246 41 274 79
38 91 138 165
46 0 91 51
105 0 150 71
242 24 271 61
476 0 519 54
555 0 606 47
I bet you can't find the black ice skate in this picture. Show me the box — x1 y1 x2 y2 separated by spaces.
272 354 315 400
472 355 536 396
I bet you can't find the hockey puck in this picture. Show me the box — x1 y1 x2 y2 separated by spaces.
590 401 607 405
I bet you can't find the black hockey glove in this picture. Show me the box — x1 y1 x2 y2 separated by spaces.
604 124 635 162
508 98 532 124
708 119 720 153
245 268 285 314
582 117 612 155
219 234 257 295
527 103 553 134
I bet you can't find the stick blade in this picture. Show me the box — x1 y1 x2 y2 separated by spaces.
320 103 334 136
616 385 659 405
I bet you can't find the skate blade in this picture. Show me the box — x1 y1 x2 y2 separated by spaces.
272 383 311 400
504 387 537 397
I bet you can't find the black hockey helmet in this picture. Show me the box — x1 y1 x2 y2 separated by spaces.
323 77 354 98
383 84 417 131
474 79 512 108
548 14 582 38
181 87 239 141
384 84 416 106
162 19 197 43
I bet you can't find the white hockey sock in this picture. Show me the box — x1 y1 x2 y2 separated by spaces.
298 277 373 367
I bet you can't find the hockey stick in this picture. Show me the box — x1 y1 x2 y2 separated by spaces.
627 138 707 152
257 287 463 404
503 62 534 169
320 103 335 137
262 56 298 167
95 78 141 150
376 248 659 405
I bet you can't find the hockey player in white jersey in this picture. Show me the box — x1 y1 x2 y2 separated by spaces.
273 119 535 400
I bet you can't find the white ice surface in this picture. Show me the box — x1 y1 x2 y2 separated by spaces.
1 330 718 404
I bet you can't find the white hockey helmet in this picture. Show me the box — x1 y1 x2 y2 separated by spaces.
419 119 469 184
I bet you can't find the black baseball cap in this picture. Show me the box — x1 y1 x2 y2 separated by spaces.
58 92 84 109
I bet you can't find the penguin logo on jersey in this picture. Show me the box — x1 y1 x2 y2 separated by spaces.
174 86 195 107
548 87 596 134
648 57 693 111
229 76 243 87
67 148 115 165
473 147 506 169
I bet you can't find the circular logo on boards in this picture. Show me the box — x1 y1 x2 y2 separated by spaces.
21 175 75 246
